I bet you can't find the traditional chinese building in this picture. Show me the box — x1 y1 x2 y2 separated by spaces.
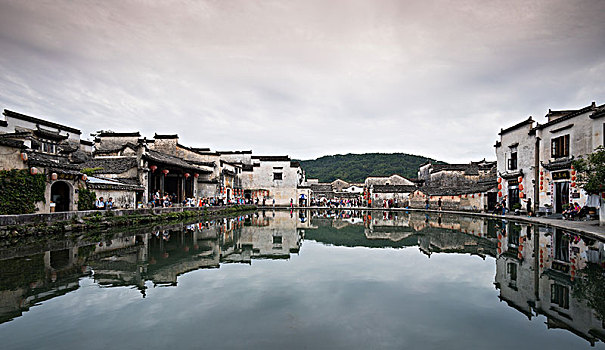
0 110 92 213
494 102 605 218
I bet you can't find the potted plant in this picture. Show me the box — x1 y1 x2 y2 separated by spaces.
512 202 522 215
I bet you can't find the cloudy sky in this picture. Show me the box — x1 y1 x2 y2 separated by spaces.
0 0 603 162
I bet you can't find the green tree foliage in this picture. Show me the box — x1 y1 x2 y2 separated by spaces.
573 146 605 194
298 153 444 183
81 167 103 176
77 188 97 211
0 169 46 215
573 263 605 321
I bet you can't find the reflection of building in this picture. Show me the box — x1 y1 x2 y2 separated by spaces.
224 210 303 262
494 222 605 346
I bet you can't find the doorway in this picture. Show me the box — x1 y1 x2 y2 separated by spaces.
555 182 569 213
508 187 519 210
50 181 71 212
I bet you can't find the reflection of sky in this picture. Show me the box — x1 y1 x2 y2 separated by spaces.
0 242 602 349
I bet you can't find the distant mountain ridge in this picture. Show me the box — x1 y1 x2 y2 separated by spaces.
298 153 445 183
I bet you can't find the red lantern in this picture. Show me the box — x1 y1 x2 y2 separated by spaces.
184 173 190 178
81 174 88 181
149 165 157 172
30 167 38 175
571 176 576 181
51 173 58 181
194 173 200 178
540 171 543 175
20 152 28 161
162 169 169 175
518 184 524 191
498 191 502 197
571 182 576 187
497 178 502 183
571 170 576 176
518 176 523 183
571 164 574 170
498 184 502 190
540 185 543 190
472 194 475 198
519 192 525 199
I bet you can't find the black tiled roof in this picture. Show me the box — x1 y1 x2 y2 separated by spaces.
0 138 25 149
3 109 81 134
431 164 471 173
34 128 68 141
97 132 141 137
94 142 138 154
251 155 291 162
372 185 417 193
82 157 139 174
499 117 534 136
144 149 212 173
154 134 178 139
188 160 216 167
28 152 80 171
534 103 600 130
311 184 333 192
542 157 574 171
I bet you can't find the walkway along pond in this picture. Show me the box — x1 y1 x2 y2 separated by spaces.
0 210 604 349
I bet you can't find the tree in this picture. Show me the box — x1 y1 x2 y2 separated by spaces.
573 146 605 194
572 263 605 321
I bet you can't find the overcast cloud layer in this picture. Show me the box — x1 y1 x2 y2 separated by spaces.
0 0 603 162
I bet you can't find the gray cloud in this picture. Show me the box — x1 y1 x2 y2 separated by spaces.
0 0 603 162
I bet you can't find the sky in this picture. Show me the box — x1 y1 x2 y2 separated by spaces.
0 0 604 162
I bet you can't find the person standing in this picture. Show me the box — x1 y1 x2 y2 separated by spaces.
501 195 507 215
425 198 429 210
95 197 105 210
438 198 442 211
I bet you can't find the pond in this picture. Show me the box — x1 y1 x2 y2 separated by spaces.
0 210 604 349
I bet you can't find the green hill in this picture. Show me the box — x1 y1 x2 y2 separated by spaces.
298 153 444 183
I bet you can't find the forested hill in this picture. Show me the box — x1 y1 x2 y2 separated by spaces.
298 153 444 183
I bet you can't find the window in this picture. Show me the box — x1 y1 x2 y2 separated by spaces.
272 236 282 244
273 172 282 180
551 283 569 309
42 141 56 154
551 134 570 158
508 152 517 170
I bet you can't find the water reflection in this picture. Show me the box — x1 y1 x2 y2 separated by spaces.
0 209 604 347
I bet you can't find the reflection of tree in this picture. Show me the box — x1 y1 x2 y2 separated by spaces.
573 263 605 321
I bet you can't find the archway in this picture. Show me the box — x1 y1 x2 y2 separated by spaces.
50 181 71 212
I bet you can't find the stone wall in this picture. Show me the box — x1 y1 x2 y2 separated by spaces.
0 144 27 171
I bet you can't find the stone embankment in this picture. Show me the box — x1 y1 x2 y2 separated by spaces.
0 205 256 240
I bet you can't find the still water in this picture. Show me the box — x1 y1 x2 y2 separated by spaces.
0 210 604 349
